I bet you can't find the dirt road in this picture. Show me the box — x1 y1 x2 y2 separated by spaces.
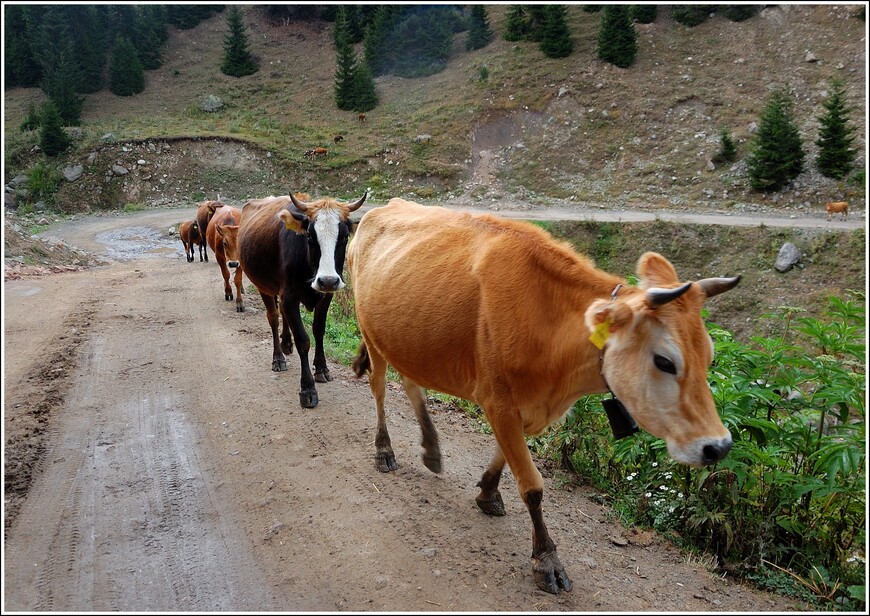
3 206 810 611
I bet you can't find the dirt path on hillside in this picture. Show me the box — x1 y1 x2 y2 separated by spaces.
3 206 812 612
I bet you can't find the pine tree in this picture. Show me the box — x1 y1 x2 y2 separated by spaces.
715 127 738 163
597 5 637 68
815 79 856 180
133 5 167 70
503 5 529 41
540 5 573 58
20 103 41 132
631 5 658 24
334 40 358 110
467 5 494 51
108 37 145 96
37 8 84 124
672 5 712 27
39 100 71 156
352 62 378 112
5 5 42 88
69 6 107 93
364 6 401 76
747 89 805 191
221 6 258 77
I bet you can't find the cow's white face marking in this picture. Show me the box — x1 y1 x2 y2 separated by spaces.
312 208 345 291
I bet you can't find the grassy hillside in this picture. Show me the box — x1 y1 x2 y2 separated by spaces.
3 4 867 214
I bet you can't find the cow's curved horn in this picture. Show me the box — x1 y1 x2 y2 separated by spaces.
289 192 313 212
698 275 741 298
346 190 368 212
646 281 692 307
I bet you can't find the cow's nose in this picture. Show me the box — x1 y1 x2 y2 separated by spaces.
228 260 240 269
701 437 732 465
316 276 341 292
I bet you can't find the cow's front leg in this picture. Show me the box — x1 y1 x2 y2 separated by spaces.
311 297 333 383
527 488 572 594
285 297 317 407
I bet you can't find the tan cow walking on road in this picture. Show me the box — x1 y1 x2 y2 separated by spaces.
348 198 741 595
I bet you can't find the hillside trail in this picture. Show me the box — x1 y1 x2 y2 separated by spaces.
2 205 814 612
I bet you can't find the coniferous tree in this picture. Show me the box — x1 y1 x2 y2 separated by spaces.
5 5 42 88
68 6 107 93
597 5 637 68
390 7 454 77
352 62 378 112
221 6 257 77
540 5 573 58
631 5 658 24
20 103 41 131
715 127 738 163
747 89 805 191
334 18 358 110
672 5 712 27
467 5 494 51
108 37 145 95
133 5 167 70
525 5 548 41
721 5 759 22
364 6 402 76
503 5 529 41
36 8 84 124
345 5 365 44
39 100 71 156
582 6 603 13
815 79 857 180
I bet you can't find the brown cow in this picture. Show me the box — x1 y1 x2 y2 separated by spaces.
179 219 203 262
196 200 225 262
357 112 366 123
238 190 367 407
825 200 848 221
205 205 245 312
333 134 344 144
348 198 741 594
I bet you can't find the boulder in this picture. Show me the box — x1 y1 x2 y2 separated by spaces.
775 242 801 273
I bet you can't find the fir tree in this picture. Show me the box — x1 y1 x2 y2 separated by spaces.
714 127 738 163
747 89 805 191
108 37 145 96
631 5 658 24
334 39 358 110
352 62 378 112
37 7 84 124
133 5 167 70
69 6 107 93
221 6 258 77
597 5 637 68
503 5 529 41
467 5 494 51
364 6 402 76
815 79 857 180
39 100 71 156
20 103 41 132
672 5 712 27
4 5 42 88
525 5 548 41
539 5 573 59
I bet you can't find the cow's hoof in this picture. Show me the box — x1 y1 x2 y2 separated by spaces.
314 369 332 383
236 304 244 313
272 360 288 372
533 552 572 594
300 390 318 408
225 294 233 301
376 451 398 473
476 490 506 517
422 450 442 474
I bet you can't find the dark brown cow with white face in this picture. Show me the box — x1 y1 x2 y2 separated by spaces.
348 198 741 594
237 191 366 407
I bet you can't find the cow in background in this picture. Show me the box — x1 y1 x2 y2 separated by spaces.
825 200 848 221
179 220 203 262
206 205 245 312
348 198 741 594
238 190 367 407
196 200 225 262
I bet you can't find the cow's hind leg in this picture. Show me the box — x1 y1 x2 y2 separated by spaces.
278 300 293 355
261 293 287 371
476 447 506 516
401 376 441 473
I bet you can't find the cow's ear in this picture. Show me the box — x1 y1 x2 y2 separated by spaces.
637 252 680 288
584 299 633 348
278 210 306 234
347 220 359 235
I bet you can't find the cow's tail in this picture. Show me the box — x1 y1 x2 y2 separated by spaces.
351 341 371 377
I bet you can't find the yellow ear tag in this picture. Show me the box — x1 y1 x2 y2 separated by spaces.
589 317 612 350
284 218 301 232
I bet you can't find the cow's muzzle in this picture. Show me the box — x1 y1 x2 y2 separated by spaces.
313 275 344 293
228 260 240 269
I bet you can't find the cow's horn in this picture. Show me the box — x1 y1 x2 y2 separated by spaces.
289 192 312 212
346 190 368 212
646 281 692 307
698 275 741 298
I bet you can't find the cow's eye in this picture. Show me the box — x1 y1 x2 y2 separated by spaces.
654 354 677 375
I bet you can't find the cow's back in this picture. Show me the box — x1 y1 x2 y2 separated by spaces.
350 199 601 403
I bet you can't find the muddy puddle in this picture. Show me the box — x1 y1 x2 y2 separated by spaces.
94 225 182 261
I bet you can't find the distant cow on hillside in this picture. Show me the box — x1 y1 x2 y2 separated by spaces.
358 113 366 123
333 135 344 144
305 147 329 159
